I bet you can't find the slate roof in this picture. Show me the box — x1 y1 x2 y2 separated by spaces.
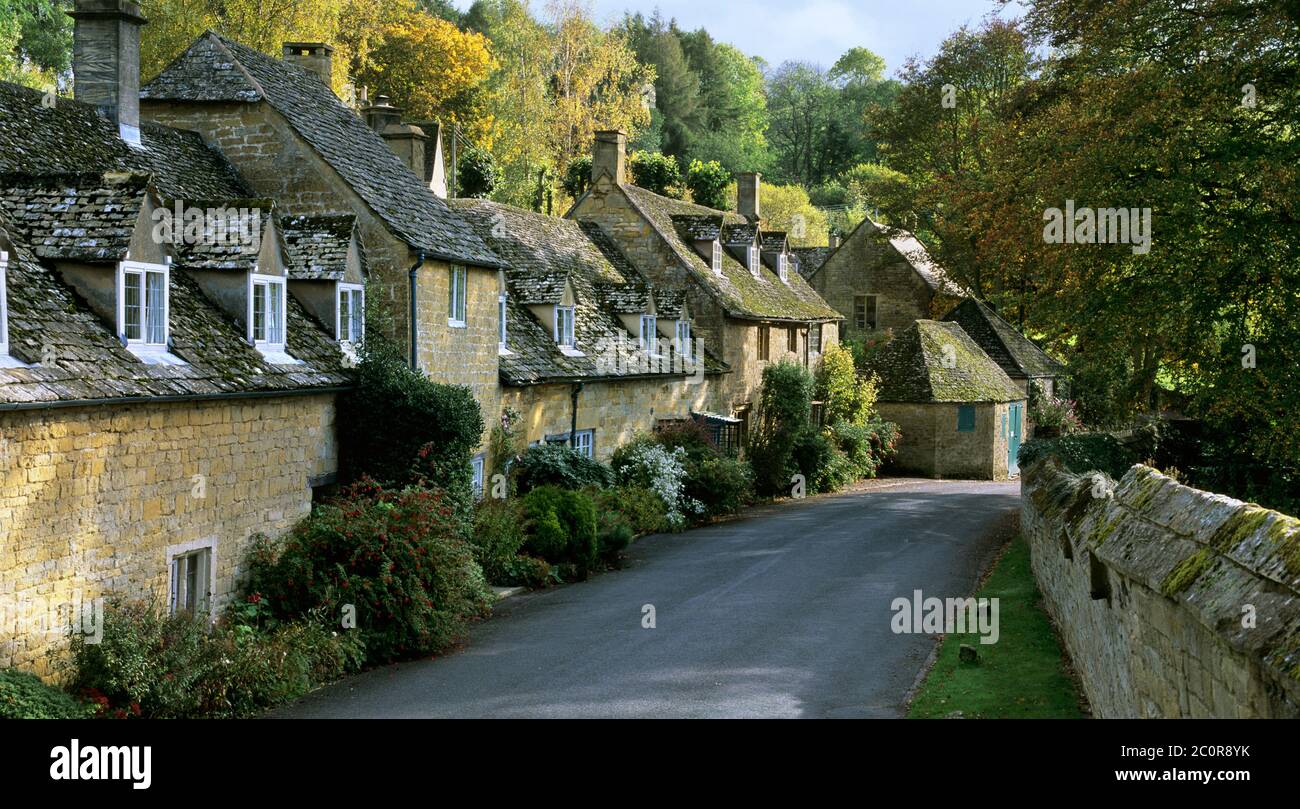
760 231 788 252
720 223 757 246
670 214 722 242
448 198 724 385
0 212 350 407
942 298 1066 380
0 172 150 263
866 320 1023 404
172 198 278 272
611 185 840 322
810 215 966 297
791 246 831 279
141 32 503 269
0 82 249 201
282 214 359 281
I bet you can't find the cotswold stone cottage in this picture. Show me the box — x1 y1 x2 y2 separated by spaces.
0 19 352 673
138 30 506 421
567 133 842 434
866 320 1026 480
942 298 1066 397
450 199 726 463
804 216 965 340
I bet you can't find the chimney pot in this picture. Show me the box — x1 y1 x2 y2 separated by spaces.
592 130 627 187
282 41 334 85
69 0 148 145
828 230 841 249
736 172 761 223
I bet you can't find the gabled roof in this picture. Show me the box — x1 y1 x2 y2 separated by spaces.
720 223 758 246
141 33 503 269
610 184 840 322
0 82 249 201
867 320 1023 404
812 216 966 297
0 213 350 406
942 298 1066 380
791 246 831 279
448 198 723 385
760 231 788 252
670 214 722 242
282 214 359 281
0 172 152 263
174 198 280 272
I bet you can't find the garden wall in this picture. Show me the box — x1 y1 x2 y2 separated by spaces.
1021 457 1300 718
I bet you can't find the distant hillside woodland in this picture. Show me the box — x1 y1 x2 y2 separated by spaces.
4 0 1298 480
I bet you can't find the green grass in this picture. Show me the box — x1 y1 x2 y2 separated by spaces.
907 536 1086 719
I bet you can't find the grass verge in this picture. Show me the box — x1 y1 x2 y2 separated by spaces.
907 535 1087 718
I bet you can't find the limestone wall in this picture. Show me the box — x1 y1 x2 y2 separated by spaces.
0 394 337 674
878 400 1012 480
1022 458 1300 717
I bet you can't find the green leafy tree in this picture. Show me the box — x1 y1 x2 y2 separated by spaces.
628 150 682 197
685 158 729 209
456 141 498 198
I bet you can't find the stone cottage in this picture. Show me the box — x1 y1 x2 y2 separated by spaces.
804 216 965 340
567 134 841 435
866 320 1026 480
138 28 507 429
941 298 1066 398
0 65 350 672
450 198 726 466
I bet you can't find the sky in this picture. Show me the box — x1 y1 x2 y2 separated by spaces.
453 0 1029 77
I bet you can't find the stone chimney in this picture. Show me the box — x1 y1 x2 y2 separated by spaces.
282 42 334 85
69 0 147 146
362 94 403 132
361 96 431 184
828 229 841 249
592 130 627 186
736 172 761 223
412 121 449 199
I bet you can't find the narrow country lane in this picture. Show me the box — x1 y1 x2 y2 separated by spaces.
275 479 1020 719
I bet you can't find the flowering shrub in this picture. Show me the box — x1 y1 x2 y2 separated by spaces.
611 441 702 529
512 442 613 493
250 480 493 664
1029 382 1084 433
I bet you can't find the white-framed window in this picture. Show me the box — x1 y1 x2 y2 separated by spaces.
471 454 485 499
555 305 575 347
498 291 508 353
711 241 722 273
573 429 593 459
118 260 170 350
167 540 214 619
748 244 760 276
249 273 287 350
676 319 692 359
639 314 657 352
448 264 467 326
337 283 364 344
777 253 789 282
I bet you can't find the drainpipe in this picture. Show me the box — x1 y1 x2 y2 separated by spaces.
408 250 425 371
569 382 584 449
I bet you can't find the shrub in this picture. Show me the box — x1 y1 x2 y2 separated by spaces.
829 419 899 480
457 142 498 199
1028 381 1083 434
611 440 700 529
512 442 613 493
749 361 815 495
686 158 730 209
562 154 593 199
522 486 599 577
648 421 752 519
589 484 668 537
470 498 529 585
62 598 364 719
1018 432 1141 480
338 340 484 528
816 343 879 426
251 481 493 664
0 668 92 719
629 151 683 197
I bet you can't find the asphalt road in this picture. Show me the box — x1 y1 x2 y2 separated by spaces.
275 478 1020 719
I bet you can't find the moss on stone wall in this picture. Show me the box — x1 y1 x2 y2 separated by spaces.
1161 548 1214 597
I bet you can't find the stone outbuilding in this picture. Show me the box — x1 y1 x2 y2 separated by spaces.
866 320 1027 480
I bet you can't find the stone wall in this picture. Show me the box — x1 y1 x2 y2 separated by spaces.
501 374 718 466
877 400 1012 480
1022 458 1300 718
0 394 337 675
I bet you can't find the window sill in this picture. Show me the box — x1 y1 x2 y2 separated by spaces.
0 352 28 368
127 345 188 366
559 346 585 357
498 345 514 356
255 346 301 365
448 319 467 329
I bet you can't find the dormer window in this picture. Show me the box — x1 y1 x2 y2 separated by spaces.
449 264 467 327
675 319 692 360
639 314 658 352
777 254 789 282
748 244 760 276
118 260 174 361
250 273 288 358
498 291 508 353
337 283 364 344
711 241 722 273
556 305 575 347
